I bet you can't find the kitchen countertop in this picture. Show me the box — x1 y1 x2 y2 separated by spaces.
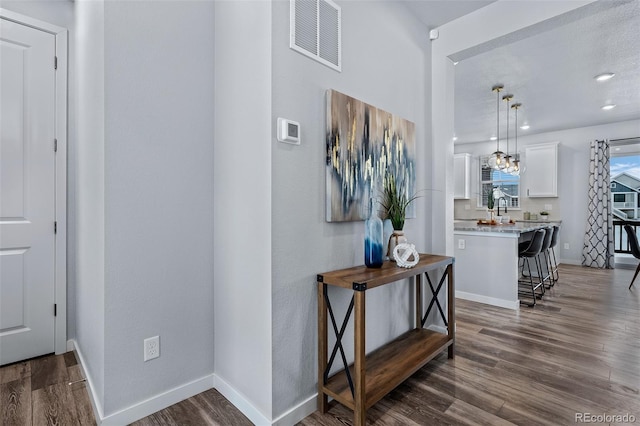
453 219 560 234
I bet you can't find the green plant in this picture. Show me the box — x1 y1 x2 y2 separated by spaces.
485 187 495 210
380 174 419 231
540 211 549 215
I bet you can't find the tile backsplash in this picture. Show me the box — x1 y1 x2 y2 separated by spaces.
454 198 561 221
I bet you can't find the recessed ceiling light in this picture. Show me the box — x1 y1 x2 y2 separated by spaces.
595 73 615 81
490 136 497 141
601 104 616 110
615 147 621 151
520 125 530 130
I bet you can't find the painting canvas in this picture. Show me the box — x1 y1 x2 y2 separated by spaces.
326 89 416 222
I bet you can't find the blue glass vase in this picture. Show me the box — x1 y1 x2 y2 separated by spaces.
364 199 384 268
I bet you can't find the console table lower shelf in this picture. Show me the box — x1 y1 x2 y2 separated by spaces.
323 328 452 409
317 254 455 426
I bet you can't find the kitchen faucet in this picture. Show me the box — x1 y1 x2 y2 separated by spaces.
497 197 508 216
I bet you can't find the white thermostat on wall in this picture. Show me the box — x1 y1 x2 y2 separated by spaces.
277 118 301 145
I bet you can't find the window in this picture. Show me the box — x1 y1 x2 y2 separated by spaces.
611 182 617 189
614 193 625 203
479 156 520 208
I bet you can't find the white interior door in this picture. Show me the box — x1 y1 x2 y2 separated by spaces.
0 18 56 365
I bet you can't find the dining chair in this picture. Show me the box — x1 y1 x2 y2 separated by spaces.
623 225 640 290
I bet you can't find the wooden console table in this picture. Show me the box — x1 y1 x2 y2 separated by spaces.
317 254 455 426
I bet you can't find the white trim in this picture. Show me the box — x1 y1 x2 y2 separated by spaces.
559 259 582 266
72 339 215 425
212 374 318 426
103 376 214 425
0 8 68 357
455 291 519 310
71 339 105 424
426 324 449 335
54 23 68 357
0 8 66 34
271 394 317 426
214 374 272 426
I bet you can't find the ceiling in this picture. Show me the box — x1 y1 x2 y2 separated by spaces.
404 0 640 145
399 0 495 29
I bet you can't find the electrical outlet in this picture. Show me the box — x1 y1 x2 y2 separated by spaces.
458 239 466 249
464 204 471 210
564 243 570 250
544 204 552 211
144 336 160 361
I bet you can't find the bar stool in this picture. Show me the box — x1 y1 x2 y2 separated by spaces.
539 227 554 289
518 228 546 307
548 226 560 283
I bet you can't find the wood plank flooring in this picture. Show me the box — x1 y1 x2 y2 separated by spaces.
0 350 96 426
2 264 639 425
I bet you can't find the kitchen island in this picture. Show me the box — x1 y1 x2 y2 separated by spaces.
453 219 561 309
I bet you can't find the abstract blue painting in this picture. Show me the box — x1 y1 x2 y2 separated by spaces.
326 89 416 222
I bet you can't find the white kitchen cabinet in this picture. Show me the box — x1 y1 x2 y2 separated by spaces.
525 142 558 197
454 153 471 199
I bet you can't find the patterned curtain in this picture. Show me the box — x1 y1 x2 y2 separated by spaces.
582 140 614 268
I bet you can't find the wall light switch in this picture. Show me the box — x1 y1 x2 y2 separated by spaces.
458 239 465 249
564 243 570 250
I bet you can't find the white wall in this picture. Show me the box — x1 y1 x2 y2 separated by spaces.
100 0 216 416
74 0 106 408
455 119 640 264
213 1 273 421
271 0 431 418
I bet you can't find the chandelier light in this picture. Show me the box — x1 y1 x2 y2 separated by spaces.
511 102 522 176
487 84 504 170
503 93 514 174
487 83 524 176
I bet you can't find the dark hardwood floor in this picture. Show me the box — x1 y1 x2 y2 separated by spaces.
2 264 638 425
0 351 95 425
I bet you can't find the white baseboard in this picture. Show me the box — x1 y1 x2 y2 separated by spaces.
559 259 581 266
103 374 214 425
426 324 448 334
213 374 272 425
272 394 317 426
70 339 105 423
71 339 214 425
70 339 317 426
213 374 317 426
455 291 519 310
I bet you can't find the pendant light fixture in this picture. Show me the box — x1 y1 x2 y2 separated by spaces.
487 84 504 170
511 102 522 175
503 93 514 174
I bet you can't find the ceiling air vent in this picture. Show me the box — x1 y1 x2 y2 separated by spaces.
290 0 342 72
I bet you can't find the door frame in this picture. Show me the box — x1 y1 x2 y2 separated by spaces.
1 8 68 355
